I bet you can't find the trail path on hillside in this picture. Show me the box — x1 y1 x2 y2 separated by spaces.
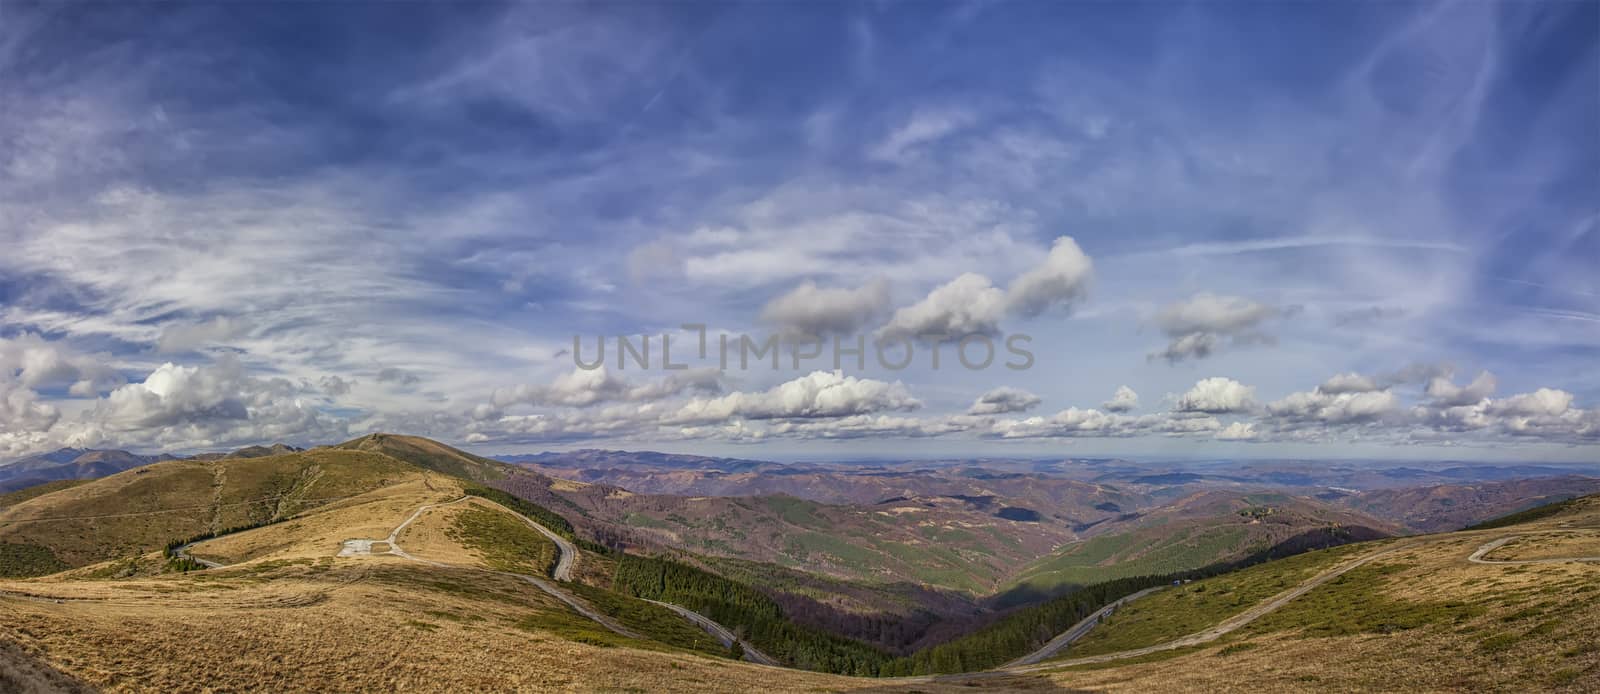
644 599 780 666
182 494 779 663
990 541 1418 675
1467 531 1600 565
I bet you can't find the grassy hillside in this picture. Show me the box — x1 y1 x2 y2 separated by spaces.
0 480 87 510
332 433 510 482
1003 493 1390 601
0 449 425 572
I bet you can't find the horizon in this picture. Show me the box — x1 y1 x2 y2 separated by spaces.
9 433 1600 470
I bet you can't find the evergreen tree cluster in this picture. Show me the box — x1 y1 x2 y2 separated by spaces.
876 573 1170 674
611 554 893 675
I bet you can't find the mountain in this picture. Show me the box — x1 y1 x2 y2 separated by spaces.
0 448 178 494
189 443 306 461
1335 475 1600 532
512 449 1153 515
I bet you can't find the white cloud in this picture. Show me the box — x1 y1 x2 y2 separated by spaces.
1318 372 1382 394
879 235 1094 339
1487 388 1573 418
490 366 721 410
1150 293 1283 363
1424 371 1497 407
0 379 61 456
66 356 347 451
967 386 1042 415
760 279 891 339
1103 385 1139 413
666 371 920 424
1266 388 1398 424
1215 421 1258 440
1174 377 1256 414
0 333 121 396
878 273 1009 339
1004 236 1094 317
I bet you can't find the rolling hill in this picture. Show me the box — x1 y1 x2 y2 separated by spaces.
0 447 426 574
997 490 1395 604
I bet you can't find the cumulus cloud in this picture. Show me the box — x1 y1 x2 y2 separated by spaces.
1004 236 1094 317
1149 293 1284 363
68 356 346 450
1487 388 1573 418
1318 372 1382 394
967 386 1042 415
1215 421 1258 440
1266 388 1399 424
490 366 721 410
986 407 1224 439
760 279 891 339
0 381 59 427
0 385 59 457
878 273 1009 339
1175 377 1256 414
880 235 1094 339
1424 371 1497 407
666 371 920 424
1102 385 1139 412
0 333 121 396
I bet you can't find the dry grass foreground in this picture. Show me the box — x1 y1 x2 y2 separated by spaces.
2 488 1598 692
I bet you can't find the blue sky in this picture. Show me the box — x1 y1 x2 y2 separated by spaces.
0 1 1596 461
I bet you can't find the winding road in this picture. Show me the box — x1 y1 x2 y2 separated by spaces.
179 493 786 661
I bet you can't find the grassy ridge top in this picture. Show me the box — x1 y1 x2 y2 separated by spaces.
0 448 427 572
331 433 511 482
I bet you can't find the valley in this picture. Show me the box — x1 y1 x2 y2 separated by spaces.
0 435 1596 692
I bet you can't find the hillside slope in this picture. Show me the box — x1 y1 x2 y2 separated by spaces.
1002 491 1396 600
332 433 512 482
0 448 425 573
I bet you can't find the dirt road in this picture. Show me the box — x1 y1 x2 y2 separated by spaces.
644 599 780 666
1002 586 1166 667
1467 532 1600 565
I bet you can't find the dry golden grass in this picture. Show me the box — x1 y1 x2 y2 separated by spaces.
193 477 462 566
1484 531 1600 562
4 480 1598 693
393 498 505 567
1013 499 1600 693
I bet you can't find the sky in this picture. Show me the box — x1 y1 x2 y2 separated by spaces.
0 1 1597 462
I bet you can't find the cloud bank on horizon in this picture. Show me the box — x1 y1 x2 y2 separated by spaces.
0 1 1596 460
